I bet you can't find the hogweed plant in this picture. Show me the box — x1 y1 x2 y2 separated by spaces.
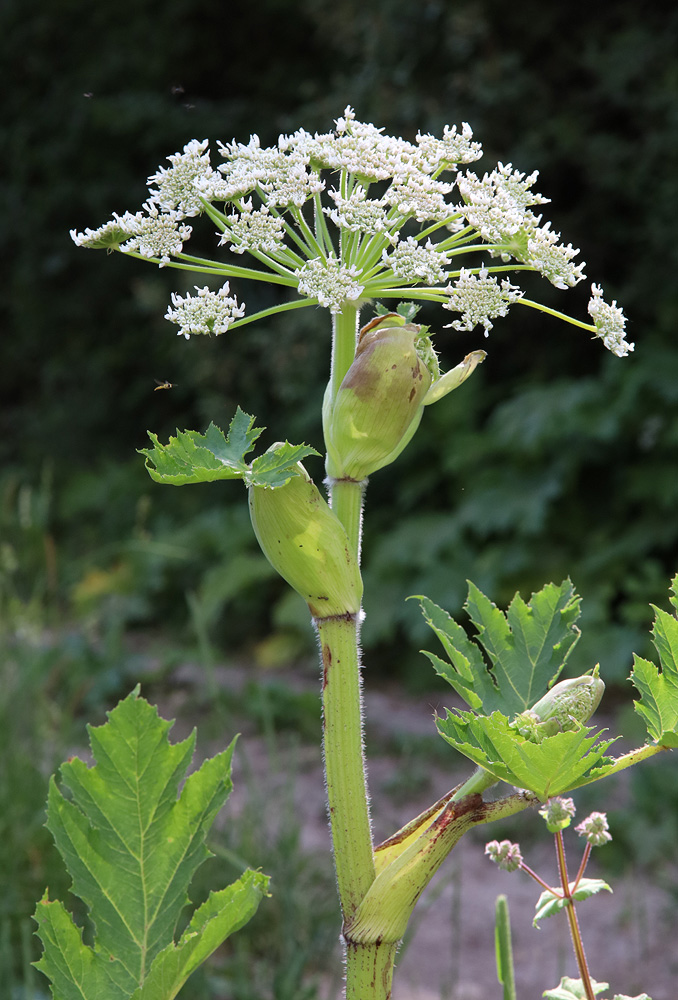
35 109 676 1000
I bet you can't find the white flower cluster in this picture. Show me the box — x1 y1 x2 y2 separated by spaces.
416 122 483 170
587 283 634 357
295 256 364 313
70 216 130 249
164 283 245 339
323 186 392 236
383 237 450 285
117 203 193 265
72 108 631 356
218 199 286 255
147 139 211 217
459 163 585 289
443 267 524 334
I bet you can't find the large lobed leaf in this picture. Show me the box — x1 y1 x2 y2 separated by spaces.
139 406 319 489
34 688 269 1000
630 574 678 747
436 709 617 800
416 579 581 716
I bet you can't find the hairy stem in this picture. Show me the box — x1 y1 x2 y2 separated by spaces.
316 614 375 921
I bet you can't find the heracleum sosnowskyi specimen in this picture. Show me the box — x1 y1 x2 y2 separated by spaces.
69 109 639 1000
248 462 362 619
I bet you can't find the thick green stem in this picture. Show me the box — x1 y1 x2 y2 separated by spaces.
330 305 360 409
316 614 375 920
344 941 397 1000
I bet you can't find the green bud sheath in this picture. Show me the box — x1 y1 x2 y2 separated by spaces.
248 464 363 618
512 670 605 740
325 323 432 480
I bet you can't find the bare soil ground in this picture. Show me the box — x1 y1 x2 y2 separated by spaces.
156 661 678 1000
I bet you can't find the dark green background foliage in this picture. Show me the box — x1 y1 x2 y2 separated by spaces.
3 0 678 681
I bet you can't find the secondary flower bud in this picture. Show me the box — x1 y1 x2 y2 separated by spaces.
511 669 605 742
324 319 432 480
248 463 362 618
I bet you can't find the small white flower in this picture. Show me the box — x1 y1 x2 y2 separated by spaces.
459 162 549 243
70 216 131 249
416 122 483 170
387 170 456 223
383 236 450 285
164 283 245 339
523 225 586 289
147 139 212 217
588 283 634 357
295 255 364 313
118 202 192 264
218 199 286 255
323 186 392 237
313 106 418 182
443 267 523 334
217 134 324 208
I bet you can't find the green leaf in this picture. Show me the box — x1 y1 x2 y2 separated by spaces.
543 977 609 999
533 878 612 927
138 406 319 489
630 584 678 746
436 709 617 799
417 580 581 716
34 688 269 999
130 871 269 1000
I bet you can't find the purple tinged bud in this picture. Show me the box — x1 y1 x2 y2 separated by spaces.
575 812 612 847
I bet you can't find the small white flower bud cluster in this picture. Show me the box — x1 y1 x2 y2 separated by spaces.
539 796 576 832
324 187 392 237
588 283 634 357
383 237 450 285
295 256 364 313
443 267 524 334
118 203 193 265
147 139 211 217
218 200 286 255
164 283 245 339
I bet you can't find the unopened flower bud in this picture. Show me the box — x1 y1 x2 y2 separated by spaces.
248 463 362 618
575 812 612 847
485 839 523 872
511 669 605 742
539 796 576 833
324 318 432 480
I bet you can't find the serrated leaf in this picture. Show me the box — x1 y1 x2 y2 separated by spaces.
139 408 263 485
543 977 609 999
138 408 319 490
630 595 678 746
417 581 581 717
35 688 268 999
130 870 270 1000
248 441 321 488
413 596 491 710
533 878 612 927
34 893 133 999
436 710 617 799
